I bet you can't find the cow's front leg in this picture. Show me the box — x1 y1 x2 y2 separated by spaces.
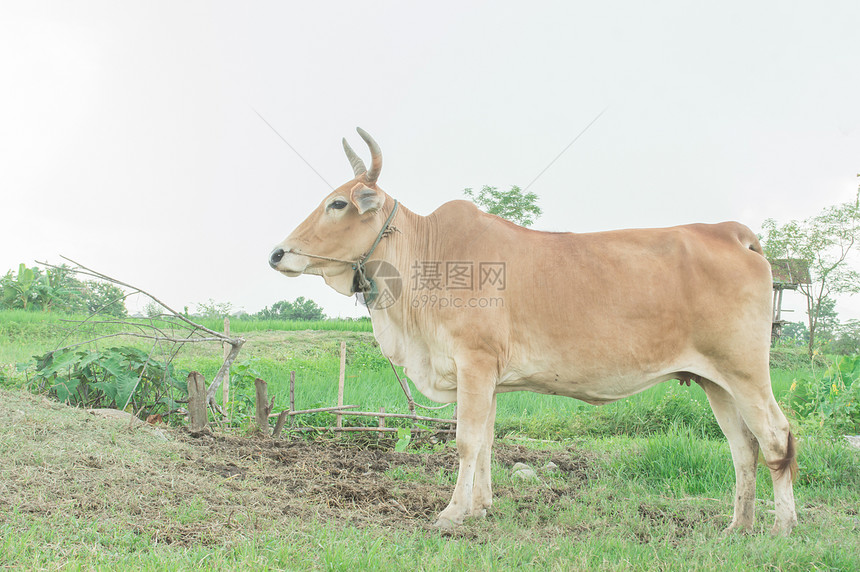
433 362 497 530
470 393 497 517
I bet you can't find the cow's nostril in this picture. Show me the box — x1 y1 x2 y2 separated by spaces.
269 248 285 268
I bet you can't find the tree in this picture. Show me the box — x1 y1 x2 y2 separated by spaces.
0 264 37 310
144 301 165 318
254 297 326 321
79 281 128 318
781 321 809 346
829 319 860 355
32 265 80 313
0 263 126 316
762 187 860 356
195 299 233 319
812 296 839 344
463 185 542 227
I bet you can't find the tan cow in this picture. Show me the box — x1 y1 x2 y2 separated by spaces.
269 128 798 535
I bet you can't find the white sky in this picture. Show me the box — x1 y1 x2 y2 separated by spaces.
1 1 859 321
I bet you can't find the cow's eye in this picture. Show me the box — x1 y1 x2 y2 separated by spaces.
329 200 348 210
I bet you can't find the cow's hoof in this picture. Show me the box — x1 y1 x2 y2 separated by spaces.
770 522 795 537
470 508 487 519
431 516 458 531
722 522 752 536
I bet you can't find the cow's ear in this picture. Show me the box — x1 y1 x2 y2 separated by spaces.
349 183 384 215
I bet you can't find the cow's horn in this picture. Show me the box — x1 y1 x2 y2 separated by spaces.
356 127 382 185
342 138 367 178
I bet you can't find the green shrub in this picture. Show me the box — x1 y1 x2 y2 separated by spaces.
25 346 187 416
786 355 860 434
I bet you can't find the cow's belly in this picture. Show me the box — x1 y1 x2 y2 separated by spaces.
496 369 681 404
373 316 702 405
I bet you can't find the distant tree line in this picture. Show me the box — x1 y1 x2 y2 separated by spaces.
778 296 860 355
193 296 330 322
0 263 127 318
252 297 327 321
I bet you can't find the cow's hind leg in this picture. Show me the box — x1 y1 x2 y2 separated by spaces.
731 382 798 536
698 378 759 533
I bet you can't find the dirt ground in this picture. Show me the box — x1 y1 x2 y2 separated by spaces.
0 388 599 547
175 430 596 534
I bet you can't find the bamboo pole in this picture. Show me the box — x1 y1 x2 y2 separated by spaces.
222 317 230 421
289 370 296 428
289 426 457 434
336 341 346 429
267 404 360 418
324 409 458 424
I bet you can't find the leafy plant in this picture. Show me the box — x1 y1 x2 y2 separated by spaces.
786 355 860 433
394 427 412 452
228 358 266 420
26 346 187 416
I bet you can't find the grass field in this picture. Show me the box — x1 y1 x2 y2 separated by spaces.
1 309 859 570
1 388 857 571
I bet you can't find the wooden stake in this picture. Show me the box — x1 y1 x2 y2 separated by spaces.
222 316 230 420
272 410 289 438
254 378 274 436
336 341 346 429
187 371 208 433
289 370 296 428
379 407 385 428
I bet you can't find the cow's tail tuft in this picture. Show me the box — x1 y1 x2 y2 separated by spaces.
770 430 798 482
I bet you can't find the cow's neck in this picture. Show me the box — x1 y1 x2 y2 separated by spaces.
363 196 439 360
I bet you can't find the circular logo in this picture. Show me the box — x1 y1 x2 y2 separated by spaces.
356 260 402 310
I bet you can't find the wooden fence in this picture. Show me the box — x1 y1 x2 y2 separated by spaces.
186 340 457 437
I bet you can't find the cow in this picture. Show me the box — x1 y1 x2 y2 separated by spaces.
268 128 798 535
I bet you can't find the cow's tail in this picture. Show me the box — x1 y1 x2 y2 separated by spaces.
769 430 799 482
736 223 764 255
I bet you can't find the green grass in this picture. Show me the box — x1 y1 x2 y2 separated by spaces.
0 309 818 439
1 386 858 570
196 316 373 333
1 309 859 570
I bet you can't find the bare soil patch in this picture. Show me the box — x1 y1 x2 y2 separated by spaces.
0 388 598 547
175 431 597 531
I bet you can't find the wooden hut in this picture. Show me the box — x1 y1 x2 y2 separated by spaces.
769 258 811 344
